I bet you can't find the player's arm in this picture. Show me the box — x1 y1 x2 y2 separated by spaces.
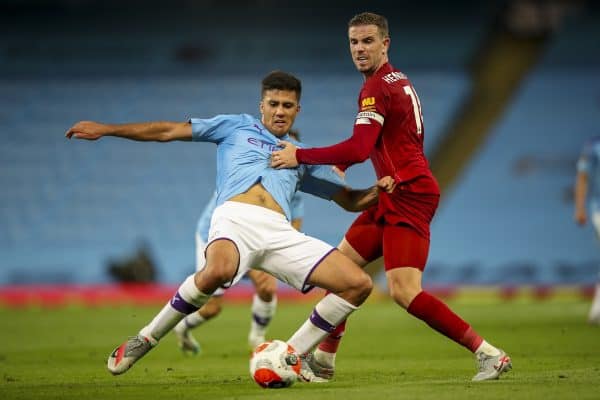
272 122 381 168
65 120 192 142
332 176 395 212
574 170 588 226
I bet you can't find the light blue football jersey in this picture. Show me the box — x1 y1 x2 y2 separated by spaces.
190 114 343 230
577 136 600 211
196 191 304 241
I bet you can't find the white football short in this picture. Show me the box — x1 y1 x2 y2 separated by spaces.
206 201 335 293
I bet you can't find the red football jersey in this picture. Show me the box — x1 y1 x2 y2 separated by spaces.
296 62 440 237
359 63 437 188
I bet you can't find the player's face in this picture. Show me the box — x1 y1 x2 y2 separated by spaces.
348 24 389 77
260 89 300 137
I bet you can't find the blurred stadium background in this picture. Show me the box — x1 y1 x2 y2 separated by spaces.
0 0 599 300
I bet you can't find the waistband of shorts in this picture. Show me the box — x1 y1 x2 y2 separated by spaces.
217 201 288 221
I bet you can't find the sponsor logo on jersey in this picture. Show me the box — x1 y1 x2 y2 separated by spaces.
382 71 407 84
355 111 384 126
360 96 377 112
361 97 375 107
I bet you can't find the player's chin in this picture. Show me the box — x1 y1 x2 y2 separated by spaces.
354 63 369 73
272 125 289 136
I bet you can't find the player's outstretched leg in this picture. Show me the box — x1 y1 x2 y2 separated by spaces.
108 335 155 375
390 267 512 382
107 274 211 375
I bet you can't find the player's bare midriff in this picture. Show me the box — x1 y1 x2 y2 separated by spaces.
228 183 285 216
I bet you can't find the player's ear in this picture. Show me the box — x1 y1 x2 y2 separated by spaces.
383 36 390 53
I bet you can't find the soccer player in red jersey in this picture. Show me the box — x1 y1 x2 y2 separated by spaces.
272 12 512 382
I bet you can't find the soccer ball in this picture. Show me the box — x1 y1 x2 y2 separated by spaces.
249 340 301 388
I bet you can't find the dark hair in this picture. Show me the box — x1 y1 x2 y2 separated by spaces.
348 12 389 38
261 71 302 101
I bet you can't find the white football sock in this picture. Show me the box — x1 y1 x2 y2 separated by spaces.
589 283 600 322
287 294 358 355
475 340 501 357
314 348 336 368
185 311 208 328
174 311 207 333
140 274 210 343
250 294 277 337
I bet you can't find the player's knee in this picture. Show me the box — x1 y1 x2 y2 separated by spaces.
195 264 235 290
256 281 277 301
389 282 420 309
200 299 223 319
350 271 373 303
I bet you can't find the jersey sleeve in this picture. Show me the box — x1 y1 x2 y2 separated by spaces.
295 84 387 166
296 121 381 166
299 164 346 200
189 114 244 143
356 81 389 125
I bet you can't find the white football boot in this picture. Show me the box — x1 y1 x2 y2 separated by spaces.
472 349 512 381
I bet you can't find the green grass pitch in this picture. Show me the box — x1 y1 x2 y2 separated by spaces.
1 297 599 399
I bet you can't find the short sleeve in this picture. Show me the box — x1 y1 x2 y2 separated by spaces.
190 114 244 143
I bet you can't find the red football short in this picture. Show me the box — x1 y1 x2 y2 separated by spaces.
344 207 430 271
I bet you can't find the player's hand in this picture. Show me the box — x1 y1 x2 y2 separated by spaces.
376 176 396 194
575 209 587 226
65 121 108 141
271 141 299 168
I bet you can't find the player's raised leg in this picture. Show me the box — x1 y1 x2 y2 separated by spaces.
107 239 239 375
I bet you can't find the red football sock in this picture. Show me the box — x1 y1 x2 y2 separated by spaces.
317 319 346 353
407 291 483 352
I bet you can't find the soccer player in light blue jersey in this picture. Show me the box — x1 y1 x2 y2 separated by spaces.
574 136 600 324
66 71 395 379
173 190 304 354
174 135 306 354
